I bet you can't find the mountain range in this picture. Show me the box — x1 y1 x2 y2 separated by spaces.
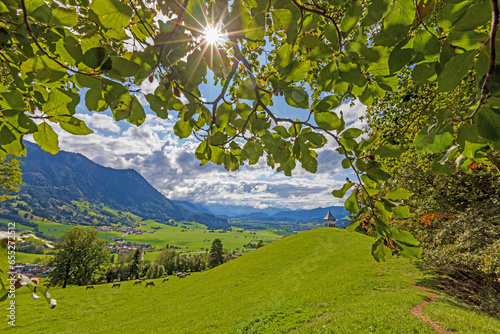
1 142 347 228
3 142 228 229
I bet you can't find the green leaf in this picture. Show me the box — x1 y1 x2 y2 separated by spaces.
74 73 102 89
85 89 107 112
33 122 59 154
450 0 492 31
437 0 472 31
340 1 363 35
274 125 290 138
392 205 411 218
430 155 456 175
341 128 363 139
174 120 193 139
302 132 326 147
0 91 25 110
345 189 361 214
338 60 366 87
243 141 263 165
371 238 390 262
437 50 476 92
127 96 146 126
82 47 107 69
57 116 93 135
284 88 309 109
324 25 339 50
43 89 79 116
391 228 422 259
362 0 391 26
50 7 78 27
412 62 436 85
476 105 500 143
385 188 414 200
108 57 141 78
0 125 15 145
312 95 341 112
388 38 413 73
90 0 132 30
373 144 404 157
332 182 355 198
374 216 392 237
366 167 391 183
314 111 341 131
373 0 414 46
413 29 441 62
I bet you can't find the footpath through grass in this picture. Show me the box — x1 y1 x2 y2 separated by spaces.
4 228 499 333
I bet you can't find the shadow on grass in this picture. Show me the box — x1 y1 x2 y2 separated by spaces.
413 262 500 318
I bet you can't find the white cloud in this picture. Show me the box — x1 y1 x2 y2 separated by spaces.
53 111 350 210
75 113 121 133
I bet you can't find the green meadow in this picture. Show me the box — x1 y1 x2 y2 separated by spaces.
4 228 499 333
9 218 287 258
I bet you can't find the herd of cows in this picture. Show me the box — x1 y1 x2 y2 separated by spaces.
85 272 191 290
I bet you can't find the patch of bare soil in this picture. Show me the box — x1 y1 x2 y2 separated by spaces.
407 281 454 334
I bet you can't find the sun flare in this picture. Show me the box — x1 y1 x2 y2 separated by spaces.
203 25 222 45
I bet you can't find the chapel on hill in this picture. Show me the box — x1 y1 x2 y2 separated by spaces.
323 210 336 227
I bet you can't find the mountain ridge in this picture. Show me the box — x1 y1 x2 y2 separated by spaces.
2 142 228 229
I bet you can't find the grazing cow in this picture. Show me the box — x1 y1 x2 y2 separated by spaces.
145 281 155 287
86 285 94 290
134 280 142 285
111 282 121 288
100 280 107 284
179 273 187 278
30 277 41 285
162 277 169 283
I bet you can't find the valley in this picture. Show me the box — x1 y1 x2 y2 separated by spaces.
4 229 499 333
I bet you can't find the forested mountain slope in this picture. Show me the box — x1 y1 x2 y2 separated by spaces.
1 142 228 229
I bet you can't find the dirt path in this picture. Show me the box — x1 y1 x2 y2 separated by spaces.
406 281 454 334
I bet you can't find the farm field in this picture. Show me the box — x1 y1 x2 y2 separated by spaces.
5 228 499 333
15 252 49 264
5 218 289 253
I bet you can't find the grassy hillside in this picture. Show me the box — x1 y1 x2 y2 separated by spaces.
5 228 500 333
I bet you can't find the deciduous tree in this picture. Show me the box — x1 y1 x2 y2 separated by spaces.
47 227 109 288
209 238 224 267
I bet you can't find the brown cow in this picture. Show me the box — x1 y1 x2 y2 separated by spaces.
162 277 169 283
113 279 120 283
145 281 155 287
179 273 187 278
86 285 94 290
100 280 107 284
30 277 41 285
111 282 121 288
134 280 142 285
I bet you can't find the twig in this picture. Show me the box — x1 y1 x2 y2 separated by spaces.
20 0 93 77
289 0 342 49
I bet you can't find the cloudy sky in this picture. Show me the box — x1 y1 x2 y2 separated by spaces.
32 78 367 211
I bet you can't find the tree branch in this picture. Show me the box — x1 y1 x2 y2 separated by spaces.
469 0 499 122
20 0 92 77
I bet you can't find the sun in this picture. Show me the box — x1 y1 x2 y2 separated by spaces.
203 25 222 45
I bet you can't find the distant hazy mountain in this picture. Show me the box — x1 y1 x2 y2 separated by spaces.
271 206 347 221
200 204 287 218
7 142 228 229
173 201 348 223
171 200 214 215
